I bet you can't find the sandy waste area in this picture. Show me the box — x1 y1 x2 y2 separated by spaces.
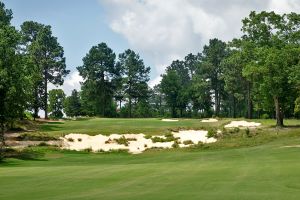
201 118 218 122
161 119 179 122
225 120 261 128
61 130 216 154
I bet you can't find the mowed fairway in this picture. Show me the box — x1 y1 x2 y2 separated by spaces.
1 118 300 200
38 118 231 136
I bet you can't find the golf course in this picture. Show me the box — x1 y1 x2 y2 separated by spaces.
1 118 300 200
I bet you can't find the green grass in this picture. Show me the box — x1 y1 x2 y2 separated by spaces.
36 117 300 137
1 118 300 199
38 118 232 136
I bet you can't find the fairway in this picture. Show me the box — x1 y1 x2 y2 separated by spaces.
1 118 300 200
38 118 231 136
1 136 300 200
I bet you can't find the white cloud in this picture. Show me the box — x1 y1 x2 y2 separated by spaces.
49 71 83 96
100 0 300 85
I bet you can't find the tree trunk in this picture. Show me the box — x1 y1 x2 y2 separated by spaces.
215 90 220 116
0 121 5 160
129 96 132 118
119 100 122 111
233 96 236 118
247 82 253 119
274 96 284 127
44 70 48 119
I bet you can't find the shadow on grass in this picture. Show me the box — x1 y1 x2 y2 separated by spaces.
0 148 46 164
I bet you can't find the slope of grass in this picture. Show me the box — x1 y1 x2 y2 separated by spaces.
1 129 300 200
2 118 300 200
37 117 300 136
37 118 231 136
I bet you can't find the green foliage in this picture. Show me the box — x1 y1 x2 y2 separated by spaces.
63 89 81 117
48 89 65 119
77 43 119 117
295 97 300 118
118 49 151 117
207 128 217 138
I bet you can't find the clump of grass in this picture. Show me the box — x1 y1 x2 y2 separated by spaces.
126 138 137 141
172 141 179 148
183 140 194 145
245 128 251 137
78 138 82 142
67 138 74 142
207 128 217 138
105 139 112 144
83 148 92 152
114 136 129 146
144 135 152 139
144 144 148 148
151 136 165 143
37 142 49 146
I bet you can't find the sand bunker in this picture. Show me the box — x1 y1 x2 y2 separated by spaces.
224 121 261 128
61 130 216 154
201 118 218 122
161 119 179 122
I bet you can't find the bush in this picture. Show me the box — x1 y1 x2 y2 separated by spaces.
67 138 74 142
261 113 270 119
78 138 82 142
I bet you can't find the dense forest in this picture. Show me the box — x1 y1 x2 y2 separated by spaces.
1 0 300 145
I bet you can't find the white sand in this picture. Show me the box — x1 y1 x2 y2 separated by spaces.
201 118 218 122
61 130 216 154
161 119 179 122
224 121 261 128
173 130 217 144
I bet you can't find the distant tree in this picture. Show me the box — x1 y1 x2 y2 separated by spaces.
167 60 190 117
190 68 212 117
21 22 69 119
202 38 228 116
20 21 45 119
118 49 150 117
48 89 65 119
160 70 182 117
64 89 81 117
77 43 119 117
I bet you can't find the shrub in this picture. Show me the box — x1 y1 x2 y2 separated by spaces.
183 140 194 145
78 138 82 142
261 113 270 119
67 138 74 142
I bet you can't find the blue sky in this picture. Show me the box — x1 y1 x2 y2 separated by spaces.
3 0 300 94
3 0 131 78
